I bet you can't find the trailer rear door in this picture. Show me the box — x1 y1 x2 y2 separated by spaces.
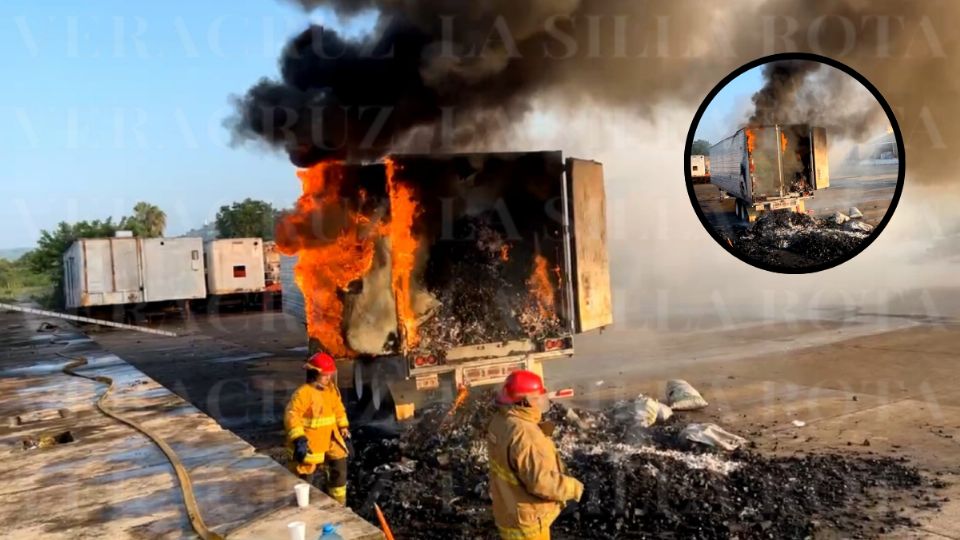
811 127 830 189
565 158 613 333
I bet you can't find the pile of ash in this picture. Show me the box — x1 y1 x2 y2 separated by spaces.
346 394 945 539
732 211 871 269
417 217 564 353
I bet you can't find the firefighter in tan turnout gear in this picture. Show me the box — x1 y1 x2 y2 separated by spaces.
486 370 584 540
284 352 351 505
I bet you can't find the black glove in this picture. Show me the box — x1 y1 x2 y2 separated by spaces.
293 437 310 464
560 498 581 518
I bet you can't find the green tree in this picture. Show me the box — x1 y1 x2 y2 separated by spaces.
691 139 712 155
216 199 279 240
120 201 166 238
24 219 119 280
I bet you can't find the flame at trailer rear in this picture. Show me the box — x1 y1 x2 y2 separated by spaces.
385 158 421 352
780 131 789 153
528 254 557 321
745 128 757 154
276 161 378 358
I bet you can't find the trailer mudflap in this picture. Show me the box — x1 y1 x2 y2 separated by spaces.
565 158 613 333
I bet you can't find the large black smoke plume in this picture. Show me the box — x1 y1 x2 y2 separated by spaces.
748 60 887 142
232 0 960 186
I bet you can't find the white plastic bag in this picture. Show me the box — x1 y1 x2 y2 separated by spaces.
680 423 747 451
845 220 874 233
634 395 661 428
657 401 674 423
666 379 708 411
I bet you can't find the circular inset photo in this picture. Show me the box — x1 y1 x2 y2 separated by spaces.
685 53 904 273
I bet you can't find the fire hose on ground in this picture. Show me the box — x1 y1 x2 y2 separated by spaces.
57 352 225 540
57 350 396 540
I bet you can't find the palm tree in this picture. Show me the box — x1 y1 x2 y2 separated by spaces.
124 202 167 238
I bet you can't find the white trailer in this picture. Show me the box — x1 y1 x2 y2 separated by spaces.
63 236 206 309
709 124 829 222
63 238 143 308
690 154 710 182
204 238 266 296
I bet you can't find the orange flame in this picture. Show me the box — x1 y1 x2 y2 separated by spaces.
448 385 470 417
780 131 788 153
500 244 510 262
385 158 421 351
528 254 556 319
276 161 378 358
745 129 757 154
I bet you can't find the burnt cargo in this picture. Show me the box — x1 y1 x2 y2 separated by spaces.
279 151 612 363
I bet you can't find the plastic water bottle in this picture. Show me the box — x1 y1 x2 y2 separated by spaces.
318 523 343 539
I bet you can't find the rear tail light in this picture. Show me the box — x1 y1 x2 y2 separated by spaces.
413 355 439 368
543 338 567 351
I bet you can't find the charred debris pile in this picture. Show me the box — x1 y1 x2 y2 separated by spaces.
346 394 944 540
275 154 570 358
731 210 873 269
417 213 566 351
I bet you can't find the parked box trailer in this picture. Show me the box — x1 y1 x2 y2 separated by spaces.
280 151 612 419
710 124 829 221
204 238 266 295
690 154 710 183
263 241 281 292
63 237 207 309
63 238 143 308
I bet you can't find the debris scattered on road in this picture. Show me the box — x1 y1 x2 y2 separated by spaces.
616 395 672 428
849 207 864 219
845 219 875 233
680 423 748 451
792 419 807 427
335 394 945 539
666 379 709 410
730 210 871 269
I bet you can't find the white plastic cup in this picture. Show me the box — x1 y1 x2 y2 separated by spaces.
294 483 310 508
287 521 306 540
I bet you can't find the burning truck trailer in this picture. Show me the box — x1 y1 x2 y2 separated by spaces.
710 124 830 222
279 151 612 421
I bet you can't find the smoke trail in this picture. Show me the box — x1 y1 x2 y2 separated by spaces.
232 0 959 180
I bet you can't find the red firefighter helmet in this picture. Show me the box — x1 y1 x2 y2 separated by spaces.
497 370 547 404
304 352 337 374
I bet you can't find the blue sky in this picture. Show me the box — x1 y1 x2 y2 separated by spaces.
0 1 377 249
694 66 763 145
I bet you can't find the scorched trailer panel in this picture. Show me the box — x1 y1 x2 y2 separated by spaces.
709 124 829 221
280 151 611 419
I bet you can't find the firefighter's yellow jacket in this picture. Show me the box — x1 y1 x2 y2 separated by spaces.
284 382 349 475
486 403 584 540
